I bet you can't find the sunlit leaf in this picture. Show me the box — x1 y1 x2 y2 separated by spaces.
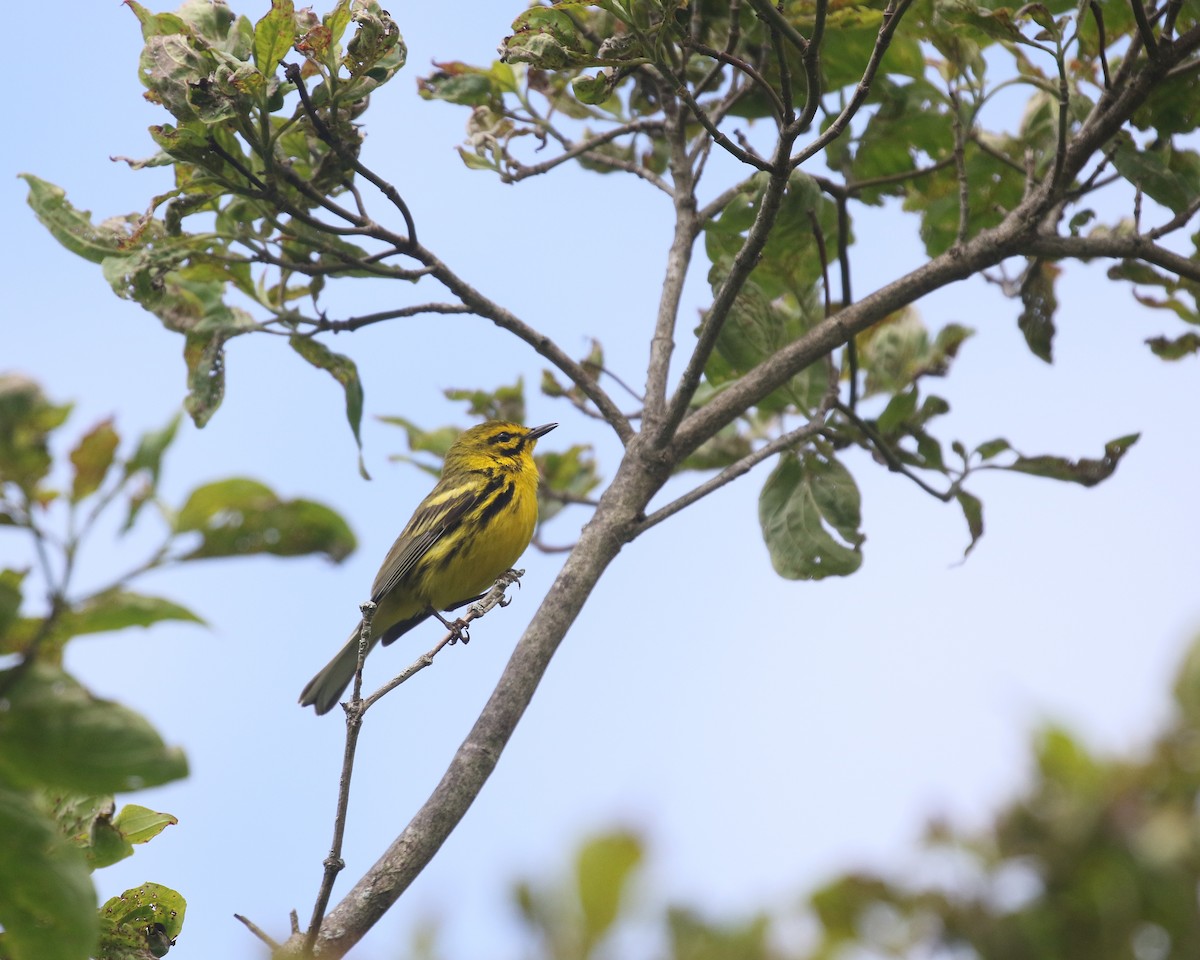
253 0 295 77
69 420 120 503
97 883 186 960
576 831 642 950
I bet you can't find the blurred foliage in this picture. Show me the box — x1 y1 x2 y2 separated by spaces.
0 374 354 960
406 633 1200 960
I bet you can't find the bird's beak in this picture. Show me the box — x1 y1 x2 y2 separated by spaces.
527 422 558 441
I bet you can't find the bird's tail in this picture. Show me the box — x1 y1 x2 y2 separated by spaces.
298 624 377 715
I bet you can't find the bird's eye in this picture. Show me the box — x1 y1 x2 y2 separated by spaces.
495 432 512 443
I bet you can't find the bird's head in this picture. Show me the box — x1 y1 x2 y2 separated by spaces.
445 420 558 471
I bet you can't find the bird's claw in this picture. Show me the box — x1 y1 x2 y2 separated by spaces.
447 618 471 645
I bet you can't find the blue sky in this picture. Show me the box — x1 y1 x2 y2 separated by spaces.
5 3 1199 958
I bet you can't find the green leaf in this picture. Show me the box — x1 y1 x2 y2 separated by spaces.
50 794 178 872
1146 332 1200 360
0 783 97 960
86 803 179 871
537 444 601 524
443 379 527 423
572 71 617 106
503 5 593 68
175 478 356 562
0 664 188 795
59 589 205 639
576 831 643 951
0 568 27 641
1008 433 1140 487
759 450 864 580
378 417 461 468
1018 259 1059 363
668 907 771 960
253 0 295 77
418 61 503 107
69 419 120 503
856 308 956 395
288 336 368 479
124 413 181 484
975 438 1012 460
112 804 178 846
97 883 186 960
20 175 156 266
1112 140 1200 215
956 489 984 558
0 374 72 496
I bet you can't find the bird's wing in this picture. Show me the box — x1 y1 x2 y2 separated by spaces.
369 477 500 602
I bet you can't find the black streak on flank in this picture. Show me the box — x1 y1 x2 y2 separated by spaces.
475 480 516 529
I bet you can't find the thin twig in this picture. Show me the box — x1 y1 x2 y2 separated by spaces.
1146 194 1200 239
644 93 701 428
797 0 827 132
671 78 774 171
305 303 474 334
834 401 954 501
285 63 418 247
503 118 669 192
835 197 858 410
359 572 524 712
950 85 970 245
234 914 280 950
789 0 916 168
1089 1 1111 89
683 38 788 121
746 0 810 54
303 601 378 956
412 246 634 443
1130 0 1160 55
635 406 835 537
661 154 793 437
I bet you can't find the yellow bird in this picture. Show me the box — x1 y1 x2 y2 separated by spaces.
299 420 557 714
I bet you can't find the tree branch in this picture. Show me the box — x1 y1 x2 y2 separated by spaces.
412 245 635 443
1027 232 1200 283
643 95 701 429
502 118 669 192
659 157 793 441
285 63 417 248
634 401 836 537
788 0 916 168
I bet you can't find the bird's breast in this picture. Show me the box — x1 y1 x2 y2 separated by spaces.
423 468 539 610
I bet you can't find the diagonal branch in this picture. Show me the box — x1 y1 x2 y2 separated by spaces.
412 245 635 443
634 398 836 537
502 118 669 191
1027 232 1200 283
643 96 702 428
658 156 794 442
789 0 916 168
285 63 417 248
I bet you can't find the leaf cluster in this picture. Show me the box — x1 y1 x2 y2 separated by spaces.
0 376 354 960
